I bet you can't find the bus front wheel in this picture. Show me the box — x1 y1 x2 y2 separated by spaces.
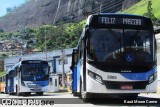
36 92 43 96
119 94 138 99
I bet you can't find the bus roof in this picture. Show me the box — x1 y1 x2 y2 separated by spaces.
75 13 153 49
6 60 48 74
85 13 152 28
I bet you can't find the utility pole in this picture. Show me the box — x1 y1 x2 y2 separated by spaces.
45 25 47 61
42 22 47 61
60 49 66 88
100 4 102 13
100 0 102 13
18 25 26 55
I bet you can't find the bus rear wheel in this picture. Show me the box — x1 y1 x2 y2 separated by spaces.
36 92 43 96
24 92 31 96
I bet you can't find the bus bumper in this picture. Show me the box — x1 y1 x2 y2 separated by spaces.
19 85 49 93
86 75 157 94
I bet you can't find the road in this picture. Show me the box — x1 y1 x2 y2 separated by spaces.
0 92 160 107
0 81 159 107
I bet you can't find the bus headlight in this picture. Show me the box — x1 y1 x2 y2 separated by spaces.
149 75 154 84
154 72 157 79
149 71 157 84
95 75 102 83
88 70 103 83
88 70 94 78
21 81 26 86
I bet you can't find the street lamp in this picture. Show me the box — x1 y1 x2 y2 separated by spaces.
42 22 47 60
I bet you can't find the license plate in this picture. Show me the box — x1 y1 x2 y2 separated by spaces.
34 88 41 91
121 85 133 90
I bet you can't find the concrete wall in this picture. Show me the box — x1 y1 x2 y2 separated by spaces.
53 55 72 74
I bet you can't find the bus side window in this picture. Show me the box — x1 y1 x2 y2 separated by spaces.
78 47 80 61
74 52 78 67
15 67 18 76
79 41 83 60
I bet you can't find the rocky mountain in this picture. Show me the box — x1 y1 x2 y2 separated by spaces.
0 0 140 32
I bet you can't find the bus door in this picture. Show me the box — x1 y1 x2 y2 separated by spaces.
5 74 8 93
9 71 14 93
72 49 78 92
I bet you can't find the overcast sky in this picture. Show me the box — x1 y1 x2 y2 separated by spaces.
0 0 26 17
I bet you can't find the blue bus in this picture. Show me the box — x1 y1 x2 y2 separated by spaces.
71 13 157 101
6 60 50 96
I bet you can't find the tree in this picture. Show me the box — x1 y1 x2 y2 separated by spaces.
144 0 157 24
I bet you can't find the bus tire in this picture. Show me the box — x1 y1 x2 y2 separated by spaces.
119 94 138 99
23 92 31 96
27 92 31 96
36 92 43 96
73 92 78 96
80 78 89 102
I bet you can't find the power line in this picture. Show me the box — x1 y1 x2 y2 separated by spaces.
55 0 122 22
92 0 124 14
72 0 124 20
99 0 124 13
110 6 123 13
122 0 148 13
54 0 141 23
91 0 123 14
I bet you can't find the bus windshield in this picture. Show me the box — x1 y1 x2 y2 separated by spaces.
88 29 155 64
21 64 49 81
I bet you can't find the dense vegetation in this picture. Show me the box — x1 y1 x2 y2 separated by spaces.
122 0 160 25
0 71 5 76
35 21 85 51
0 20 85 53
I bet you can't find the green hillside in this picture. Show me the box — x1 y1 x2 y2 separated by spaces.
122 0 160 19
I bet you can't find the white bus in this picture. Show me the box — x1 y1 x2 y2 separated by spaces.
71 13 157 101
6 60 50 96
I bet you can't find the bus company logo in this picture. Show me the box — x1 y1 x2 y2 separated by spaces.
107 75 117 79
